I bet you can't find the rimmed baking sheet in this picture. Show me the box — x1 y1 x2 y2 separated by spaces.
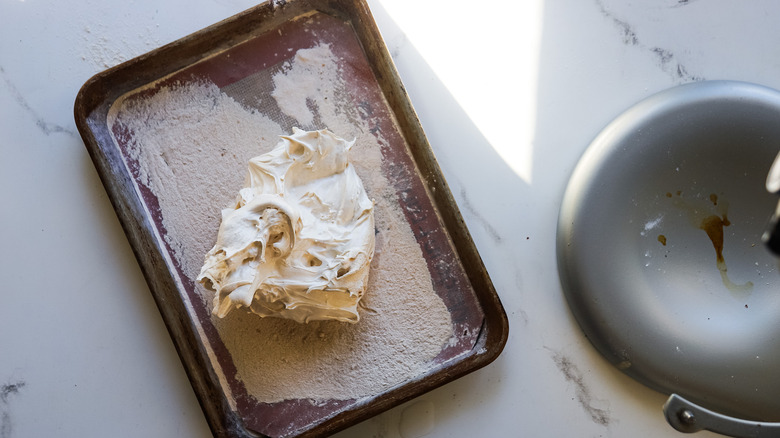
75 1 508 436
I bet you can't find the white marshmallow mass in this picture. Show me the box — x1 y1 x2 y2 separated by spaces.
197 128 375 323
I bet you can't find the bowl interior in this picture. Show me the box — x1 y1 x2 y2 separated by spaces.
558 81 780 421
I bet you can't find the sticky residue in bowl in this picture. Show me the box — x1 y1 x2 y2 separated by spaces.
666 191 754 295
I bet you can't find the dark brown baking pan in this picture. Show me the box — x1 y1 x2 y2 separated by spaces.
74 0 508 436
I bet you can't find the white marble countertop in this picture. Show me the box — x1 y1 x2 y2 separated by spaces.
3 0 779 436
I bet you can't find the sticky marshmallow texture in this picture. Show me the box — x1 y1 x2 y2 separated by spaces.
198 128 375 323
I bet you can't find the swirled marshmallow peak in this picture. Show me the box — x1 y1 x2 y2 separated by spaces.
197 128 375 323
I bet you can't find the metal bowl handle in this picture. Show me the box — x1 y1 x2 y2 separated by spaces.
763 149 780 256
663 394 780 437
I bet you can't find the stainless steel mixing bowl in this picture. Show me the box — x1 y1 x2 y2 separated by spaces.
557 81 780 436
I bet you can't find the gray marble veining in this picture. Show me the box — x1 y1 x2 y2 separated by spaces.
595 0 703 82
0 66 75 137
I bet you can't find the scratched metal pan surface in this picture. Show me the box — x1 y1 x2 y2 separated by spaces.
73 0 508 437
557 81 780 423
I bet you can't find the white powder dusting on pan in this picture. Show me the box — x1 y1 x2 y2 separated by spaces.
112 81 284 278
271 44 336 126
110 43 453 403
